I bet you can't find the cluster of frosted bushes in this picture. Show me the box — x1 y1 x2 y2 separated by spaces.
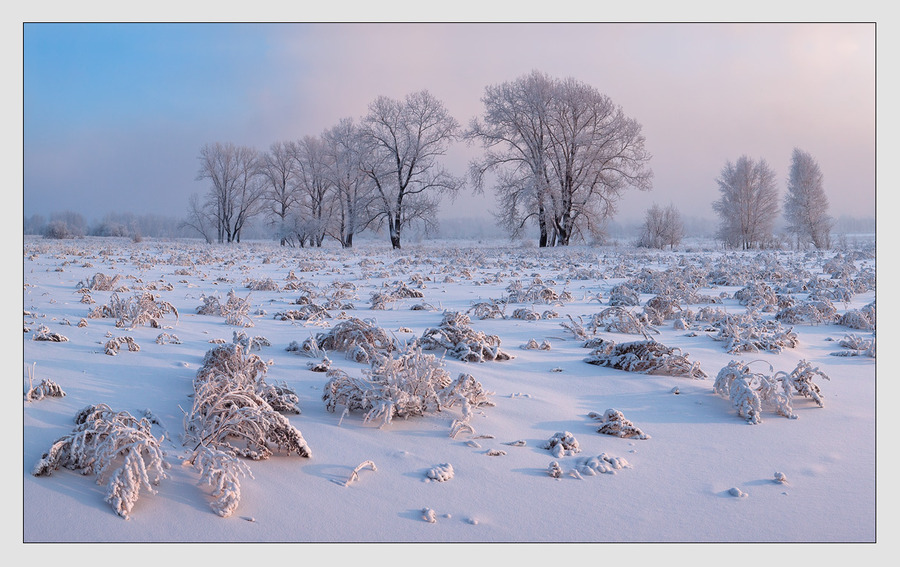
419 311 513 362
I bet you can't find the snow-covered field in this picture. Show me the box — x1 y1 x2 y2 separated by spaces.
22 236 877 547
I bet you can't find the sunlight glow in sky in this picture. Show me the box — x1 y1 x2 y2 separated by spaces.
23 22 875 225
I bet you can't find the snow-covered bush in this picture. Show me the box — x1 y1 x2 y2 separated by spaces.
588 307 659 338
189 444 253 517
33 403 168 519
608 284 640 306
714 359 828 424
504 278 571 305
25 377 66 401
467 299 507 320
274 304 332 322
426 463 454 482
197 290 254 327
322 343 494 427
419 311 513 362
589 409 650 439
584 339 707 379
544 431 581 458
734 282 779 313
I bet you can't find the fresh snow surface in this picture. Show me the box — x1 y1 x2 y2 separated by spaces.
20 236 881 557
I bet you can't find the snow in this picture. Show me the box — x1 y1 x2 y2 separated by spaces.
18 235 884 559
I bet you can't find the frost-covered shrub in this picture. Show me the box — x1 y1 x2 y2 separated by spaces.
504 278 571 305
782 359 830 408
589 409 650 439
544 431 581 458
584 339 707 379
155 332 182 344
419 311 513 362
322 344 494 427
33 403 168 519
370 281 424 309
89 292 178 329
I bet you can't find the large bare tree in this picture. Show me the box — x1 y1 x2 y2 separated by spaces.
784 147 832 249
467 71 652 246
360 90 463 249
713 155 780 249
196 142 265 243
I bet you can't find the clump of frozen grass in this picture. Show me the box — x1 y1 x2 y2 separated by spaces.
104 336 140 356
322 343 494 428
467 299 507 320
839 301 875 331
589 409 650 439
274 304 332 323
244 277 280 291
155 332 182 344
420 311 513 363
32 403 168 520
76 272 123 292
711 313 798 354
544 431 581 458
370 281 424 310
304 317 397 363
504 277 572 305
775 298 838 325
608 284 641 306
184 343 310 516
520 338 552 350
590 306 659 338
584 339 707 379
32 325 68 342
831 334 875 358
734 281 780 313
231 330 271 352
343 460 377 486
196 290 254 327
89 291 179 329
24 364 66 401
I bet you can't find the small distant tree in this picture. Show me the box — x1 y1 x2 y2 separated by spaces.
784 148 832 249
43 211 86 239
713 156 779 249
638 203 684 249
182 193 216 244
259 140 300 247
291 135 334 248
196 142 266 244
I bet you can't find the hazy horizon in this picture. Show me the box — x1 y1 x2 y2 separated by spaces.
23 22 875 230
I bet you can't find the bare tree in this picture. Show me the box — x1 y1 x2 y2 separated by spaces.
713 156 780 250
290 135 334 247
196 142 266 243
322 118 379 248
259 140 300 246
638 203 684 249
784 148 832 249
182 193 216 243
467 72 652 247
360 90 463 249
467 70 556 246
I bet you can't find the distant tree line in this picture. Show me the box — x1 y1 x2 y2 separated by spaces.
189 71 653 249
24 211 200 240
